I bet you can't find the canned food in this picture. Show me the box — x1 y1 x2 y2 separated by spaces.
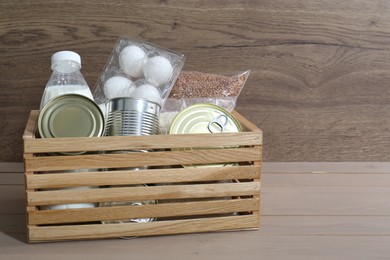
169 103 242 135
105 97 160 136
169 104 242 167
38 94 104 139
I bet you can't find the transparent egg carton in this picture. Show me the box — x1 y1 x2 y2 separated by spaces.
93 36 186 110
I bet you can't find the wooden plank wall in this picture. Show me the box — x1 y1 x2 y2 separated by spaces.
2 0 390 162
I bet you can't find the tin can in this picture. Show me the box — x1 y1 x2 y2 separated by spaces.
169 103 242 135
169 104 242 167
105 97 160 136
38 94 104 139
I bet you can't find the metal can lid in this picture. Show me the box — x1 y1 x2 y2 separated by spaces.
38 94 104 138
169 103 242 135
169 104 242 168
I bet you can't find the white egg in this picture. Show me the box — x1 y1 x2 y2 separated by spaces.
143 56 173 87
119 45 146 78
104 76 136 99
132 84 162 105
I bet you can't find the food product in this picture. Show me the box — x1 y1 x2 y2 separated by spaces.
169 70 249 99
93 36 185 107
132 84 161 105
119 45 146 78
104 76 136 99
143 56 173 87
160 70 250 133
40 51 93 109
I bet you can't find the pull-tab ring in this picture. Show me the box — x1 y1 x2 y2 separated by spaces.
207 114 228 133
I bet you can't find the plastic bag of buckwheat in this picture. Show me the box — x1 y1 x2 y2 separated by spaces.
159 70 250 134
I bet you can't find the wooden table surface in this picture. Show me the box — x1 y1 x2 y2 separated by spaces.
1 162 390 259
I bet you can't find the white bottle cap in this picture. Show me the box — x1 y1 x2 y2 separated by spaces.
51 51 81 69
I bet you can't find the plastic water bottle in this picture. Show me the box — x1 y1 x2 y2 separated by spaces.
40 51 93 109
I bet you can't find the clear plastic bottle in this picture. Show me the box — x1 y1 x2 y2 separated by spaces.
40 51 94 109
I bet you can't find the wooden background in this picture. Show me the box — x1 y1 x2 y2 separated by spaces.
2 0 390 162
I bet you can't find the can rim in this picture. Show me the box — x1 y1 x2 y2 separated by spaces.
168 103 243 135
105 97 161 109
168 103 243 168
38 94 105 139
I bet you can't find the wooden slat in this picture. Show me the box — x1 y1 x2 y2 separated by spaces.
27 182 260 206
27 214 259 242
22 110 38 140
29 198 259 225
232 110 262 133
24 131 262 153
24 153 37 240
252 150 261 224
24 147 261 172
26 165 260 189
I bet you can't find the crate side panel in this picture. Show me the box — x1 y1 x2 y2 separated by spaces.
28 214 259 242
29 198 260 225
27 182 261 206
26 165 261 189
23 110 39 140
232 110 262 133
24 131 262 153
24 147 261 172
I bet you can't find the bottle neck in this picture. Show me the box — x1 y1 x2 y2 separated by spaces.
52 60 81 73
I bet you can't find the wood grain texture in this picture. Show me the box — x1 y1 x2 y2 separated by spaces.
29 198 260 225
28 215 259 242
21 112 261 242
3 1 390 161
24 147 260 171
27 182 260 206
26 165 261 189
24 127 261 156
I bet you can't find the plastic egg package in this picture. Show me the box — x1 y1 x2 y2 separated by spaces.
93 36 186 109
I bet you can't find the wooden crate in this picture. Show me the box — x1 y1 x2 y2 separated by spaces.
23 110 262 243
